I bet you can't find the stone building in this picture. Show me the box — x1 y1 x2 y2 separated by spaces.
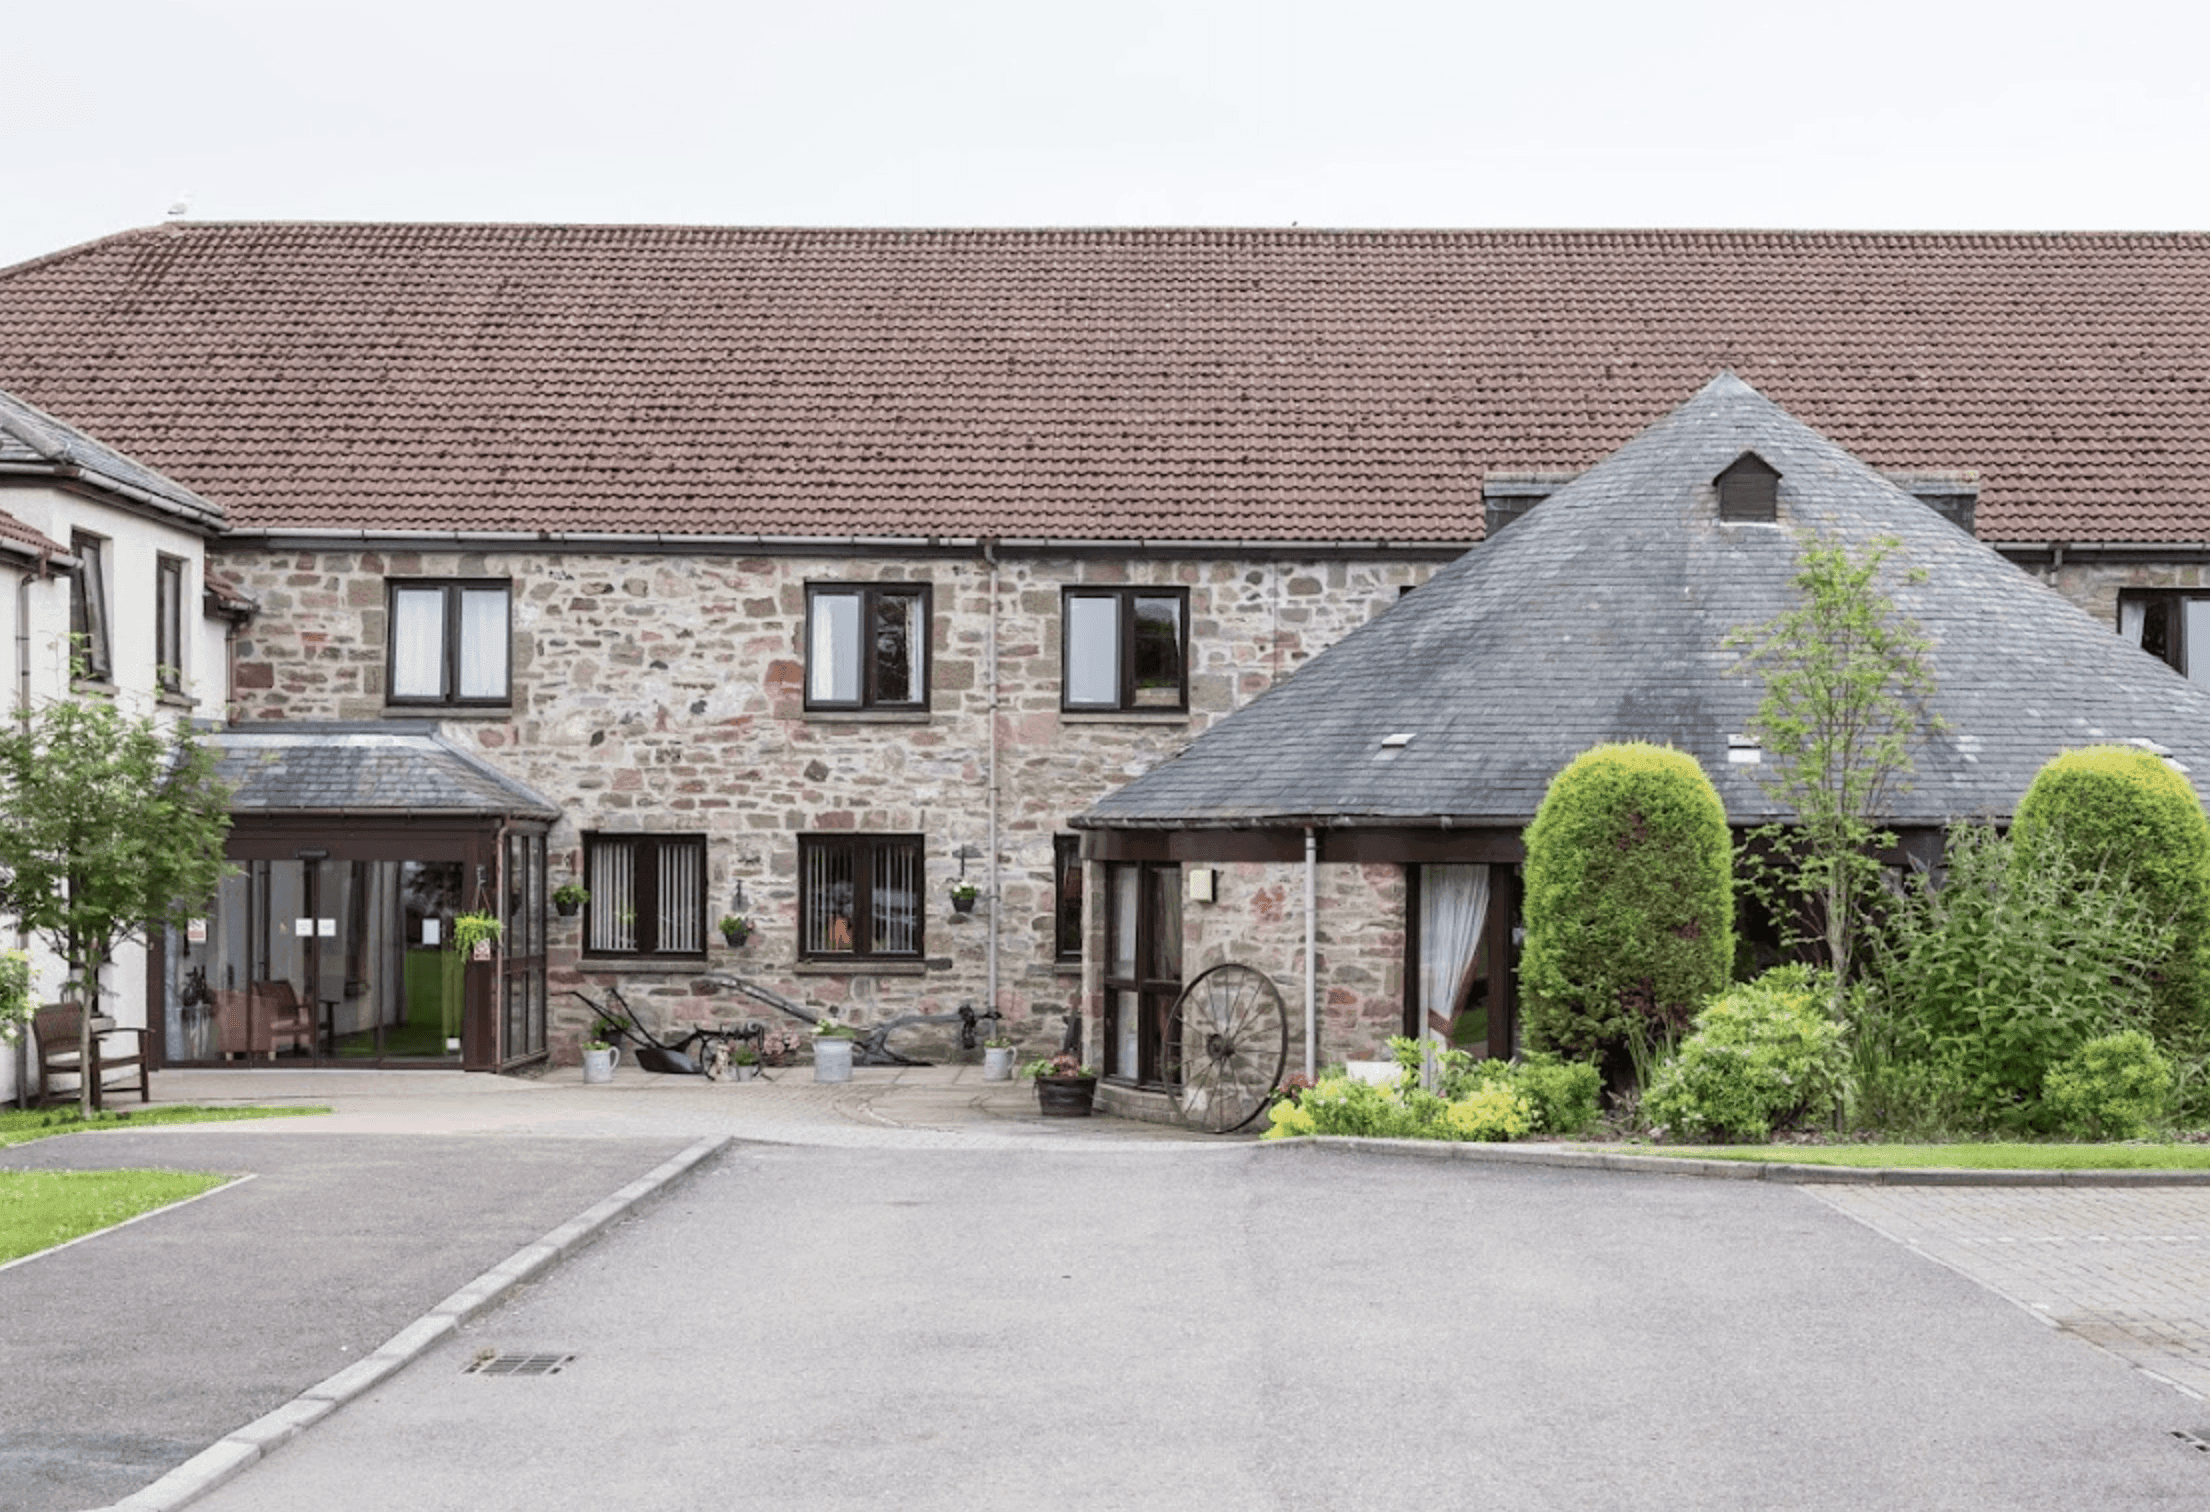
1076 375 2210 1118
3 224 2210 1079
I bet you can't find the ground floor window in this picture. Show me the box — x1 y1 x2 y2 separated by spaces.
1409 863 1518 1058
800 833 924 960
585 833 706 956
1053 836 1084 963
1104 861 1182 1084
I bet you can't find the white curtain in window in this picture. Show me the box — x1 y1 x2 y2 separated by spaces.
458 588 508 699
810 593 859 702
392 588 446 698
1067 596 1119 705
2121 599 2147 648
1419 864 1490 1052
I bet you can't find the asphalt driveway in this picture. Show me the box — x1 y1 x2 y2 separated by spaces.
0 1129 691 1512
178 1140 2210 1511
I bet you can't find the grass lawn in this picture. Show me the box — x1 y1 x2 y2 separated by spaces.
0 1168 235 1264
1586 1142 2210 1170
0 1103 327 1149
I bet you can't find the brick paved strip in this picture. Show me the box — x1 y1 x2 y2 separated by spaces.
1806 1185 2210 1402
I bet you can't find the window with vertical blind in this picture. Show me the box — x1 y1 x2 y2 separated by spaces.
799 833 923 960
388 580 511 707
584 834 707 957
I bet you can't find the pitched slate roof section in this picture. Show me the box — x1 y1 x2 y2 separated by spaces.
0 224 2207 542
212 723 559 819
0 384 226 530
1079 374 2210 833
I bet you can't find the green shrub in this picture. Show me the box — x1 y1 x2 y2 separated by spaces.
2013 745 2210 1051
2043 1031 2173 1141
1263 1058 1536 1143
1643 966 1844 1142
1520 743 1735 1089
1394 1037 1602 1136
1856 821 2172 1133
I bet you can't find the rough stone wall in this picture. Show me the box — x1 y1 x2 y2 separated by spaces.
216 544 1434 1060
2038 556 2210 633
1182 861 1408 1064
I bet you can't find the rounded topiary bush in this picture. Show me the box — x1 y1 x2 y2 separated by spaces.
2043 1030 2173 1141
1642 965 1844 1142
1519 742 1734 1088
2012 744 2210 1050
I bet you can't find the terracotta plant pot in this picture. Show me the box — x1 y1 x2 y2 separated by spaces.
1035 1074 1097 1117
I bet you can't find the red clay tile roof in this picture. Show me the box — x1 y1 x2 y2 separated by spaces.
0 223 2205 542
0 508 69 563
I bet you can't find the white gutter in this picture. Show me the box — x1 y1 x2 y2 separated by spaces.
1303 826 1317 1080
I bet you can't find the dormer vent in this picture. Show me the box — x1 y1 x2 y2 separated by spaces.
1716 452 1780 524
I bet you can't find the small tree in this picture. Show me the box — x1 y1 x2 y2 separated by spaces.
2012 744 2210 1053
1727 532 1938 1010
1520 742 1734 1091
0 690 231 1115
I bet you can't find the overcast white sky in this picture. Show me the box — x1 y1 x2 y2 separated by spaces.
4 0 2206 270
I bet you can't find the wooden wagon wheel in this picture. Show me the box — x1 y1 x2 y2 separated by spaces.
1170 962 1288 1134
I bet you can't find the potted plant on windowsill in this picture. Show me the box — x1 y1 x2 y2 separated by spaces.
813 1009 858 1083
1023 1052 1098 1116
719 913 751 948
981 1033 1017 1081
949 883 980 915
553 882 588 918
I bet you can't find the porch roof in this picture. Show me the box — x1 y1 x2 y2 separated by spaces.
211 723 560 820
1078 373 2210 834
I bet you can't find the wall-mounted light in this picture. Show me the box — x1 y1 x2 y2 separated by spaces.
1188 867 1218 904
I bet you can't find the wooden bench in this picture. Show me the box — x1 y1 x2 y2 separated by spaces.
33 1004 151 1110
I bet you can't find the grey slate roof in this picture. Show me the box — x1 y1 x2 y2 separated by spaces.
1080 373 2210 833
212 723 559 819
0 384 226 530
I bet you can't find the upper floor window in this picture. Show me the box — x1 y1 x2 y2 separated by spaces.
806 583 929 711
389 580 510 707
584 833 706 957
156 555 185 696
68 532 112 682
2121 592 2210 684
1063 588 1187 712
800 832 923 961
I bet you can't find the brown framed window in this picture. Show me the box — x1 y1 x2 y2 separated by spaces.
68 532 112 681
584 833 706 957
1103 862 1182 1084
155 554 185 696
388 580 511 707
806 583 929 710
1053 835 1084 964
1063 588 1187 712
2121 592 2210 684
800 833 923 960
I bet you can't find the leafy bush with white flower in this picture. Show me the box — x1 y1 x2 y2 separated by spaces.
1643 966 1844 1142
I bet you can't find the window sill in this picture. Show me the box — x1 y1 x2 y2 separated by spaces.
157 691 197 711
1059 711 1190 725
793 960 930 977
578 956 709 973
383 705 514 721
70 678 117 698
801 709 933 725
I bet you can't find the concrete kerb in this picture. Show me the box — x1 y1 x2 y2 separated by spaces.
100 1133 731 1512
1280 1136 2210 1186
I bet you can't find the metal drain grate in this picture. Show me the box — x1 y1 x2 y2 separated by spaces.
2171 1430 2210 1455
464 1351 573 1377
